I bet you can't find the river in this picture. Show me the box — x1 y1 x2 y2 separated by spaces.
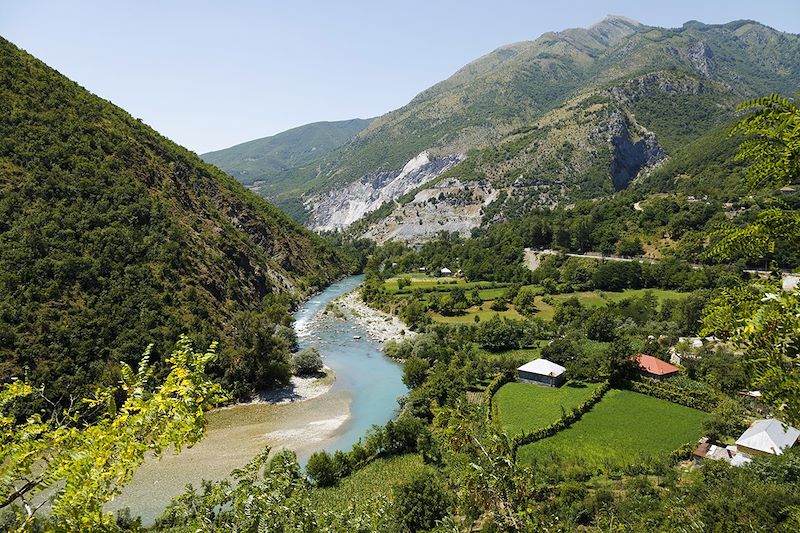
108 275 407 523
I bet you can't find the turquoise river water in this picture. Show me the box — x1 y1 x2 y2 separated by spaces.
109 275 407 523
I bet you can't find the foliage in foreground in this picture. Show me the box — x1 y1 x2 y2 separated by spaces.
0 337 225 532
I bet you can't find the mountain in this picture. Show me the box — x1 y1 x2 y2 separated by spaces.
219 17 800 240
202 118 372 188
0 37 349 403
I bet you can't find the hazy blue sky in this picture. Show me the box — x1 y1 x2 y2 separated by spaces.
2 1 798 153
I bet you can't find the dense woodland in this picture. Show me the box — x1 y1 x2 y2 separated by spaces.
0 37 352 409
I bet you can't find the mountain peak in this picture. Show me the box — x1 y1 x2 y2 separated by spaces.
593 14 643 28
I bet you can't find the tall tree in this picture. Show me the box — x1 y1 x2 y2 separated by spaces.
703 94 800 426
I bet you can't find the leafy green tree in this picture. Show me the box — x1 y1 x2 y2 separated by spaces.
602 338 639 386
617 236 644 257
513 287 539 316
306 450 338 487
291 346 324 375
702 94 800 426
586 308 620 342
401 299 430 330
489 297 509 311
0 336 225 531
403 357 430 389
392 470 453 532
703 285 800 426
553 296 585 328
703 397 750 441
708 94 800 261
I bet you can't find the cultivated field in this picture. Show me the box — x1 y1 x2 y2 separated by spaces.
312 454 431 513
494 382 604 436
383 274 690 324
517 389 707 467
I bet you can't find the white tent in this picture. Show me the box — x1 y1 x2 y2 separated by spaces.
736 419 800 455
440 267 452 275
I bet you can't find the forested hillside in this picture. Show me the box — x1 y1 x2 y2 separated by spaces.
0 37 350 405
201 118 371 193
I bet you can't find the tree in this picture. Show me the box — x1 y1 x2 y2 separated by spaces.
403 357 430 389
514 287 539 316
617 237 644 257
703 397 750 441
702 94 800 426
401 299 430 330
306 450 338 487
490 297 508 311
392 470 453 532
553 297 584 328
703 285 800 426
0 336 225 531
586 308 619 342
602 338 639 386
708 94 800 262
291 346 324 375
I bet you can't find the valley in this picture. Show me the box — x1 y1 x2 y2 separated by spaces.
2 9 800 532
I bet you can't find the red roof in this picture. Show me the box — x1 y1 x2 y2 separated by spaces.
636 354 680 376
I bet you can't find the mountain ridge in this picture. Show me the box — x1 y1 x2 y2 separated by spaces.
208 17 800 238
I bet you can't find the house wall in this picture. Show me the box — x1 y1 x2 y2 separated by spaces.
736 445 770 456
641 370 679 381
517 370 565 387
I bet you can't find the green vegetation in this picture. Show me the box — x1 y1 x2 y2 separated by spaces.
494 382 604 436
4 20 800 532
0 337 224 530
312 454 432 516
518 389 708 467
0 37 349 406
202 118 372 211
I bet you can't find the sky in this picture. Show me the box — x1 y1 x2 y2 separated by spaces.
2 1 799 154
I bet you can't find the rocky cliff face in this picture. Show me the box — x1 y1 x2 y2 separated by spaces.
363 177 498 244
307 152 463 231
603 111 666 190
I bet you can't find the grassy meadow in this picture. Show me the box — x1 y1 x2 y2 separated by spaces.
517 389 707 467
494 382 604 437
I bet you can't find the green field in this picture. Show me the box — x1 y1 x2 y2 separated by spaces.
494 382 603 436
312 454 432 513
517 389 707 467
478 347 545 365
431 303 525 324
384 274 690 324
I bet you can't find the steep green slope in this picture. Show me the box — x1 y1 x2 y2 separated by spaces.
201 118 372 189
0 37 349 404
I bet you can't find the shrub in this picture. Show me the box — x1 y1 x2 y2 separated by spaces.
306 450 337 487
291 347 323 375
392 470 453 532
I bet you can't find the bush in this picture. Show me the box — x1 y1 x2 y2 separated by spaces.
392 470 453 532
291 347 323 375
402 357 430 389
306 450 337 487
